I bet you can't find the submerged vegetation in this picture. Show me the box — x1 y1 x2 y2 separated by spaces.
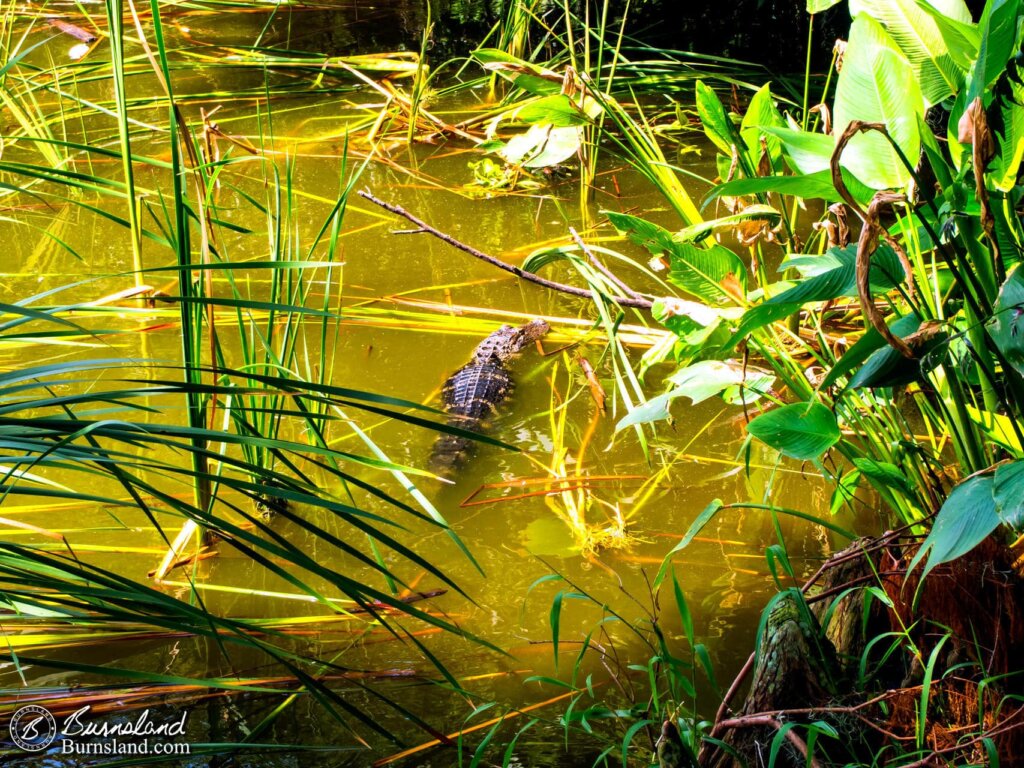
1 0 1024 765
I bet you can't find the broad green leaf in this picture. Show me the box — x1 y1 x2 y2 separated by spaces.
833 14 924 188
823 313 923 389
722 372 775 405
708 168 875 204
740 83 785 166
643 300 735 379
853 457 915 495
676 204 781 242
762 125 835 176
513 94 594 127
966 404 1024 453
615 390 677 429
990 263 1024 374
471 48 561 95
847 324 948 389
696 79 735 155
808 0 845 12
615 360 771 429
746 402 841 460
831 469 863 514
994 460 1024 530
665 241 748 304
850 0 978 105
965 0 1023 104
605 211 746 304
728 244 906 344
909 475 1000 579
500 124 582 168
924 0 974 22
667 360 771 404
991 93 1024 191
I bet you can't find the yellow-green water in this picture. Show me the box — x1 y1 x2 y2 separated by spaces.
0 4 866 765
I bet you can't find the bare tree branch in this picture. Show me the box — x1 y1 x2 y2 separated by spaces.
358 190 654 310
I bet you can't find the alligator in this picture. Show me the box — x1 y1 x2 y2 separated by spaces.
429 319 549 478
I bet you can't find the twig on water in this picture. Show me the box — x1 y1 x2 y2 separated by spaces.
358 190 654 310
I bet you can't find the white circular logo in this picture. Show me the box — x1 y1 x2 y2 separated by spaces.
9 704 57 752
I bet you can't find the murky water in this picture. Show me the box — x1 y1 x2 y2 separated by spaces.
0 4 865 765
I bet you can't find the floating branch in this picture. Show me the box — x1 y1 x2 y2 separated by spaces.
358 190 654 310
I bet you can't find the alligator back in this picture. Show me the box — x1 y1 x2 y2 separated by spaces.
442 360 513 419
429 319 548 479
429 360 512 477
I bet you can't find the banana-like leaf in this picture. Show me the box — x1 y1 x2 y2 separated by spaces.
727 244 906 346
606 211 746 304
833 14 924 189
851 0 978 106
991 263 1024 374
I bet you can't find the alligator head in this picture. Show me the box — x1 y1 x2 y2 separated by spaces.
471 318 550 363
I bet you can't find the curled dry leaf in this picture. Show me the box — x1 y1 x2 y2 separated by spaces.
958 97 999 259
827 203 850 248
811 103 832 135
957 97 996 168
833 39 847 73
813 220 839 249
719 272 745 301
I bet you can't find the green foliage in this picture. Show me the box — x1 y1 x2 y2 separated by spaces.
605 211 746 304
616 360 773 430
833 14 924 188
909 474 1000 578
745 402 842 460
729 244 907 343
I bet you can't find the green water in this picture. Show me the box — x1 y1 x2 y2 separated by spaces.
0 4 864 765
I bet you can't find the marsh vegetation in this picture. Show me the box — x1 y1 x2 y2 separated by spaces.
0 0 1022 766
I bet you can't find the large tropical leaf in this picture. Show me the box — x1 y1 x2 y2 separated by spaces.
850 0 978 106
762 125 834 176
965 0 1023 104
994 460 1024 531
833 14 924 189
746 402 842 460
728 243 906 343
847 325 948 388
616 360 774 430
696 79 735 155
822 313 924 388
808 0 844 11
989 82 1024 191
708 167 876 204
676 204 781 242
909 475 1000 579
991 263 1024 374
740 83 786 167
605 211 746 304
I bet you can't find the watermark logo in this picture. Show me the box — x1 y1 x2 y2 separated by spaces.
9 705 57 752
7 704 190 757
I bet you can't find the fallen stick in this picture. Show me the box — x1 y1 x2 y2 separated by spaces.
358 190 654 310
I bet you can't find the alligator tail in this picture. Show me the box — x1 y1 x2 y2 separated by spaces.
428 430 476 479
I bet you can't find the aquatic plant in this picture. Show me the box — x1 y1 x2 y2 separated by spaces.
0 0 511 757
